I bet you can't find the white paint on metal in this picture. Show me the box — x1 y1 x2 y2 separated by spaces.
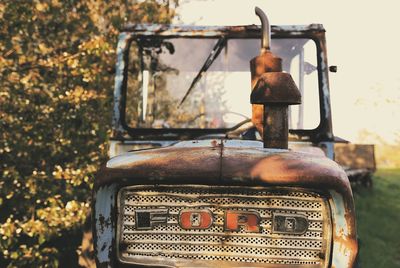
319 141 334 160
172 140 215 147
112 33 129 132
319 49 331 120
329 190 352 268
95 184 117 264
107 153 155 168
173 139 287 151
142 70 149 121
109 140 118 158
123 24 325 37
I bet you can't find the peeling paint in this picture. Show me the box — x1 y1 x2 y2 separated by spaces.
329 190 358 268
107 153 155 168
330 190 349 237
174 139 268 149
112 33 129 137
319 141 334 160
222 140 263 148
122 24 325 38
172 140 218 148
94 184 117 265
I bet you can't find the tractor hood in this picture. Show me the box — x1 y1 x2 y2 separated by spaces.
94 139 358 267
96 139 351 197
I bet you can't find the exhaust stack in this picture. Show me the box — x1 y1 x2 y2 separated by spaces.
250 7 301 149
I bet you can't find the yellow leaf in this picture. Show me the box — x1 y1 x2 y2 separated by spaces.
38 43 51 54
51 0 61 8
35 2 48 12
8 72 19 83
18 55 27 65
6 191 13 199
20 74 31 85
0 4 5 20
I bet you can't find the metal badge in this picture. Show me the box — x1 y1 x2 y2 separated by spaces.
135 208 168 230
178 209 213 229
272 212 309 235
224 210 261 233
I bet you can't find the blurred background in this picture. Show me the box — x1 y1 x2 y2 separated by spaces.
0 0 399 267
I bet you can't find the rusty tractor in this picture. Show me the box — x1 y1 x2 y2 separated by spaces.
92 7 371 267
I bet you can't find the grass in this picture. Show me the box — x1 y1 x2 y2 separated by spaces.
354 169 400 268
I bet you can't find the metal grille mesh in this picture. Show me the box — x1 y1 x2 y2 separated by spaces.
117 185 331 267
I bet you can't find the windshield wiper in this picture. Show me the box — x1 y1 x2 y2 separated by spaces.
178 36 227 106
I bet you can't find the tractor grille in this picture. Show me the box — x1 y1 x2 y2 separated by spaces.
117 185 331 267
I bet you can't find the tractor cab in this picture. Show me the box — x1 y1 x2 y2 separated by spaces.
110 23 333 154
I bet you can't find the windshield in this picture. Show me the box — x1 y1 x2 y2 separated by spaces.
125 37 319 130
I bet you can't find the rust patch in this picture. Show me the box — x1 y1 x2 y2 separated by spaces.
95 141 358 267
251 73 301 105
97 146 221 186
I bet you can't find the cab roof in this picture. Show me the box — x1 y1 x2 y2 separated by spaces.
122 24 325 38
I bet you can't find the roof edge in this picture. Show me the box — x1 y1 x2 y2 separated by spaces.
121 23 325 36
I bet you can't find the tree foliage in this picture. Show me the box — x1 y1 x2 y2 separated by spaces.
0 1 177 266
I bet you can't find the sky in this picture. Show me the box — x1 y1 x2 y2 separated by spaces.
173 0 400 144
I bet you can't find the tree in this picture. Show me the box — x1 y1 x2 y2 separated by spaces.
0 1 177 266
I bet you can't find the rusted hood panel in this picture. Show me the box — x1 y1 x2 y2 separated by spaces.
96 139 351 196
102 142 221 183
95 139 357 267
222 146 351 195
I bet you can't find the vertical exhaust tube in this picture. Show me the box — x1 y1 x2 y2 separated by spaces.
250 7 301 149
255 6 271 51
